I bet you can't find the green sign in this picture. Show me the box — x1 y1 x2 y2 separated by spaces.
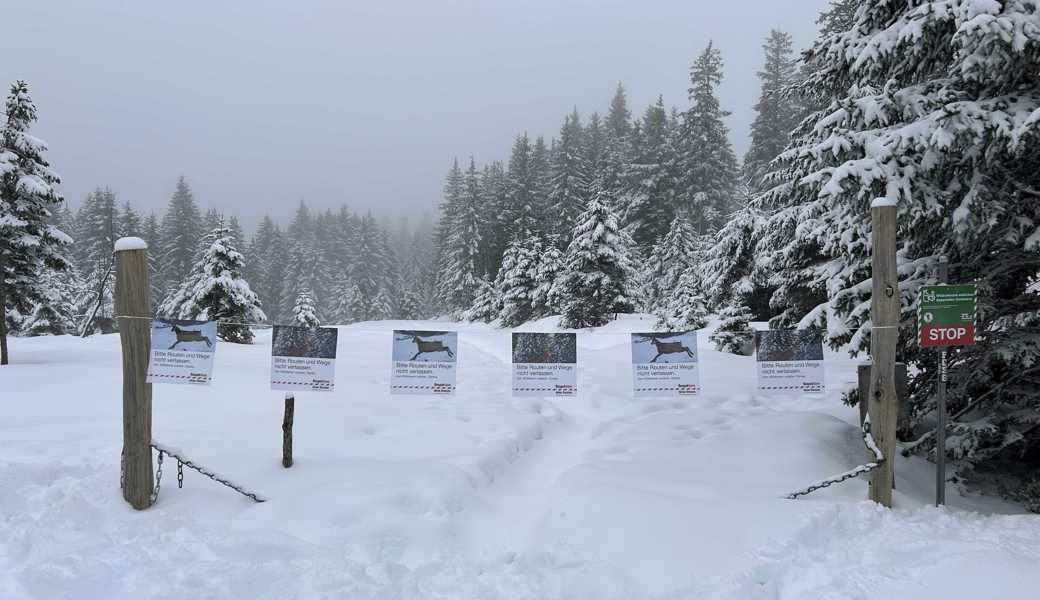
918 284 976 347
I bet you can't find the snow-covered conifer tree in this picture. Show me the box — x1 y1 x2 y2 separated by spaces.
743 29 800 193
641 212 701 314
495 235 538 327
158 176 202 297
465 275 500 323
761 0 1040 499
556 195 637 328
437 158 484 315
0 81 71 363
623 97 678 247
547 110 591 239
25 266 81 336
291 288 319 327
658 268 708 331
674 43 740 234
699 206 772 318
709 303 755 355
530 239 565 318
159 224 265 343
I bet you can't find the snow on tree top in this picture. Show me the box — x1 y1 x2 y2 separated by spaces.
870 197 897 208
114 236 148 251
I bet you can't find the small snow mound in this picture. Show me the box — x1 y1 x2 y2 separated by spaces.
114 236 148 252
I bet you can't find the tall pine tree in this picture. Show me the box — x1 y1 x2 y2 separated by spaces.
0 81 70 362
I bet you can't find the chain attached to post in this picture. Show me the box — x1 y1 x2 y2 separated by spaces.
150 449 164 505
786 418 887 500
149 442 266 503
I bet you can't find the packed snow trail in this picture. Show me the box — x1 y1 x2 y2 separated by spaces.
2 316 1038 599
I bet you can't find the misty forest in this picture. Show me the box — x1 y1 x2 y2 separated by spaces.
3 1 1040 597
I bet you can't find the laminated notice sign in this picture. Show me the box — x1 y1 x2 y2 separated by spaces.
270 326 338 392
512 332 577 397
631 331 700 397
391 330 457 395
147 319 217 385
755 329 825 395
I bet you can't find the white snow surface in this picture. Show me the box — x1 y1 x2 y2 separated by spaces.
113 236 148 252
2 314 1038 599
869 197 897 207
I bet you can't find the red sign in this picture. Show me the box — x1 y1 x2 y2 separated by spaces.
919 324 975 348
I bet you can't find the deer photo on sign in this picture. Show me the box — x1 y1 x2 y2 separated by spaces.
630 331 701 397
392 331 457 362
390 330 458 395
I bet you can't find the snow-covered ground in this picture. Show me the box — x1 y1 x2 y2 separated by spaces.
2 315 1037 599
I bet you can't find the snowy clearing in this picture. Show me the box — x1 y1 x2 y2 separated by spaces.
2 315 1037 599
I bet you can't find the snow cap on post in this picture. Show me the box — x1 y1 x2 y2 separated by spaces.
114 237 148 252
870 197 897 208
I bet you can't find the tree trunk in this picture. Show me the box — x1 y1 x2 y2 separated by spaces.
0 251 7 366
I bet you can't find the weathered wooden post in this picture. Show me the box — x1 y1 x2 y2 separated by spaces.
858 362 908 428
868 199 899 507
282 393 294 468
114 237 154 509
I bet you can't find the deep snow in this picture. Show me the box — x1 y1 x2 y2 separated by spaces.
1 315 1037 599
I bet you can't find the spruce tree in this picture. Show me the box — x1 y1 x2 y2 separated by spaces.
74 188 118 333
117 200 142 238
744 29 800 192
641 212 701 314
436 157 484 315
624 97 677 247
465 276 500 323
659 267 709 331
699 205 772 318
158 176 202 297
530 239 565 318
291 288 320 327
495 235 538 327
0 81 71 362
547 109 591 239
761 0 1040 499
674 42 740 234
709 303 755 355
601 82 633 214
160 224 265 343
141 213 163 308
505 133 537 238
556 195 637 328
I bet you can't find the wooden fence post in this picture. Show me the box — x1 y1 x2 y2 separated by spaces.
282 393 295 468
868 200 900 507
114 238 153 509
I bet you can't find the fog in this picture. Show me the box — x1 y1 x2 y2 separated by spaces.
2 0 829 228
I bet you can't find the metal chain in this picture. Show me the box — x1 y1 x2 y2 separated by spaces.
786 420 886 500
150 450 164 505
119 448 125 491
151 443 266 503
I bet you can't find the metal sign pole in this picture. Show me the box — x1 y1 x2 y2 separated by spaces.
936 256 948 506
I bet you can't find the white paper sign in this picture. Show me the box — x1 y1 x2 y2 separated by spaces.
511 333 577 397
147 319 217 385
631 331 700 397
391 330 457 395
755 330 825 395
270 326 338 392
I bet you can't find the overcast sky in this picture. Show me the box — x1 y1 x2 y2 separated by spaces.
2 0 829 230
